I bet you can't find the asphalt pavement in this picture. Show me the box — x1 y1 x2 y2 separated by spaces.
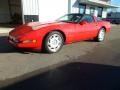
0 25 120 90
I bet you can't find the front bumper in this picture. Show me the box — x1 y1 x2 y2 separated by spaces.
8 36 41 49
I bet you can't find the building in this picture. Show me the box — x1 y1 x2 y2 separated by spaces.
0 0 119 24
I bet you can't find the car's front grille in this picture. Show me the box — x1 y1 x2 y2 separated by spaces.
9 35 20 43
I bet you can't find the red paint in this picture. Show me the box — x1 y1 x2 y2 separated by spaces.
8 15 111 51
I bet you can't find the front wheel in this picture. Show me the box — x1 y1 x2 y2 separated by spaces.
95 28 106 42
43 31 64 53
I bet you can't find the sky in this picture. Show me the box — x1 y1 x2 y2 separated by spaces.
111 0 120 6
111 0 120 12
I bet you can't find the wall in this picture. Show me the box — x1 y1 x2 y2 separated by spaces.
0 0 22 23
85 5 98 17
10 0 22 15
22 0 39 15
22 0 39 23
70 0 79 13
85 5 107 18
79 0 108 18
102 8 107 18
0 0 11 23
85 5 90 14
21 0 108 23
94 7 98 17
38 0 68 22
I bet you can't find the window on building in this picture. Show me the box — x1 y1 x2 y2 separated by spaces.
98 7 103 17
90 7 95 15
79 4 86 14
81 15 94 23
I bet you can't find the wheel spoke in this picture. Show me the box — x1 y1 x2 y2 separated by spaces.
47 33 62 52
99 29 105 41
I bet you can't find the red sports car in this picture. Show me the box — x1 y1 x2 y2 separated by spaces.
8 14 111 53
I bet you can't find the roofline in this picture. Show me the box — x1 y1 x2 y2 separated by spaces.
79 0 120 8
67 13 95 16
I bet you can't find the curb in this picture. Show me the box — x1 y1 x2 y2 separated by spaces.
0 28 13 34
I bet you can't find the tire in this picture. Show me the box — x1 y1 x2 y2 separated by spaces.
95 28 106 42
43 31 64 53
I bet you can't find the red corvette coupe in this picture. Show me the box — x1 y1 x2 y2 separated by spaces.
8 14 111 53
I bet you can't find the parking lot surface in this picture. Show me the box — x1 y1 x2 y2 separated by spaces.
0 25 120 89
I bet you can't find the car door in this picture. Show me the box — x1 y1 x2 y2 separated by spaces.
75 15 98 41
64 23 76 43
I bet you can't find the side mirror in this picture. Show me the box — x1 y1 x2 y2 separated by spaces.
80 20 88 25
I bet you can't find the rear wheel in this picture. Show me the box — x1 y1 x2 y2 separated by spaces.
95 28 106 42
43 31 64 53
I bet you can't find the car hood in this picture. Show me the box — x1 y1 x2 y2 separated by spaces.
9 25 33 37
9 21 66 37
27 21 66 30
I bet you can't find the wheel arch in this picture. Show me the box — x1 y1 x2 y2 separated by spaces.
101 26 106 32
52 30 66 42
42 29 66 49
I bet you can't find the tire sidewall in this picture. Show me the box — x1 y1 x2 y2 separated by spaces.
97 28 106 42
44 31 64 53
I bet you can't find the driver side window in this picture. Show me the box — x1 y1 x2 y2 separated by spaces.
72 16 81 23
81 15 94 23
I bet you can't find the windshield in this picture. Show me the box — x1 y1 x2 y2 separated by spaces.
57 14 83 23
